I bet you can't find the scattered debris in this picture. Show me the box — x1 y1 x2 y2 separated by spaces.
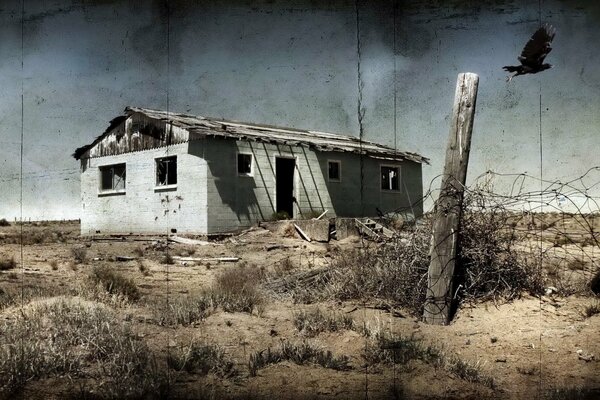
545 286 558 295
168 236 211 246
172 256 239 263
264 244 294 251
116 256 137 262
355 218 395 241
577 349 595 362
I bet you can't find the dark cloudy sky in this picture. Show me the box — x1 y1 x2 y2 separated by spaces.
1 0 599 220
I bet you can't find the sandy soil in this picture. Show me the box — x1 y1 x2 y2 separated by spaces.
0 220 599 399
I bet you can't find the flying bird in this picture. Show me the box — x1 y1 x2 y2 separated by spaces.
503 23 556 82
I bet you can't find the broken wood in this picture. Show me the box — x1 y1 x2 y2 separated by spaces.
423 72 479 325
315 210 328 220
264 244 294 251
168 236 211 246
171 256 239 263
294 224 311 242
355 218 395 240
116 256 137 262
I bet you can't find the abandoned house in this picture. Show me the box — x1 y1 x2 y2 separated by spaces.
73 107 428 235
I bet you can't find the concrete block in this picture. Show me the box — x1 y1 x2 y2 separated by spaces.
293 219 330 242
334 218 359 240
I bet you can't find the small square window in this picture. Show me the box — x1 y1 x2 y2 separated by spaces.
381 166 400 191
156 156 177 186
328 161 341 181
238 153 252 176
99 164 126 192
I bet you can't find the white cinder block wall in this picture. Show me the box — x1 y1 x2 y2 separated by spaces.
80 137 423 235
80 143 208 235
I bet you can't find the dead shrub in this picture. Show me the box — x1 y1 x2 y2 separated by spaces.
457 193 545 302
248 340 351 377
270 191 544 315
0 297 166 397
71 246 88 264
176 246 196 257
153 295 215 326
49 260 59 270
133 246 145 257
209 263 264 314
167 342 236 378
161 253 175 265
567 258 586 271
137 260 150 276
272 257 296 278
583 302 600 318
293 308 354 337
0 257 17 271
89 265 140 301
364 333 494 388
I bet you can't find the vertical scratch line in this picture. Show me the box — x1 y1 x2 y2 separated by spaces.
20 0 25 389
355 0 365 216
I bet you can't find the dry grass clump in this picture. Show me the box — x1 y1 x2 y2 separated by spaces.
176 246 196 257
364 333 494 388
0 285 70 311
89 265 140 302
545 386 600 400
567 257 587 271
0 256 17 271
71 246 88 264
161 253 175 265
153 296 215 326
0 227 71 245
138 260 151 276
0 297 166 397
293 308 354 337
133 246 145 257
209 263 264 314
153 264 264 325
168 342 236 378
248 340 351 377
583 302 600 318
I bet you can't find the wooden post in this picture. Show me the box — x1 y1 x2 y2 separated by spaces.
423 73 479 325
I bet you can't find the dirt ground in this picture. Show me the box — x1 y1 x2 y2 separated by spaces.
0 220 599 399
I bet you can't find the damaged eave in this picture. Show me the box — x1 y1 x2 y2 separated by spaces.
74 106 429 164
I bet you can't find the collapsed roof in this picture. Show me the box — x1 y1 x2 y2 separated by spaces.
73 106 429 164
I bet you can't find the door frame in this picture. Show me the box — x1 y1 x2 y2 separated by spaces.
273 155 297 218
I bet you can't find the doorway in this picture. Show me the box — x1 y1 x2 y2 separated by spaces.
275 157 295 218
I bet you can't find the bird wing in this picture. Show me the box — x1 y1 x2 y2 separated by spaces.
517 23 556 67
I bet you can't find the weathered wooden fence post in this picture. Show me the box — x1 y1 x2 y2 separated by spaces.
423 73 479 325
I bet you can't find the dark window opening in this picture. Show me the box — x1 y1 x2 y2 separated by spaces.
100 164 126 191
381 166 400 191
328 161 341 181
156 156 177 186
238 153 252 175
